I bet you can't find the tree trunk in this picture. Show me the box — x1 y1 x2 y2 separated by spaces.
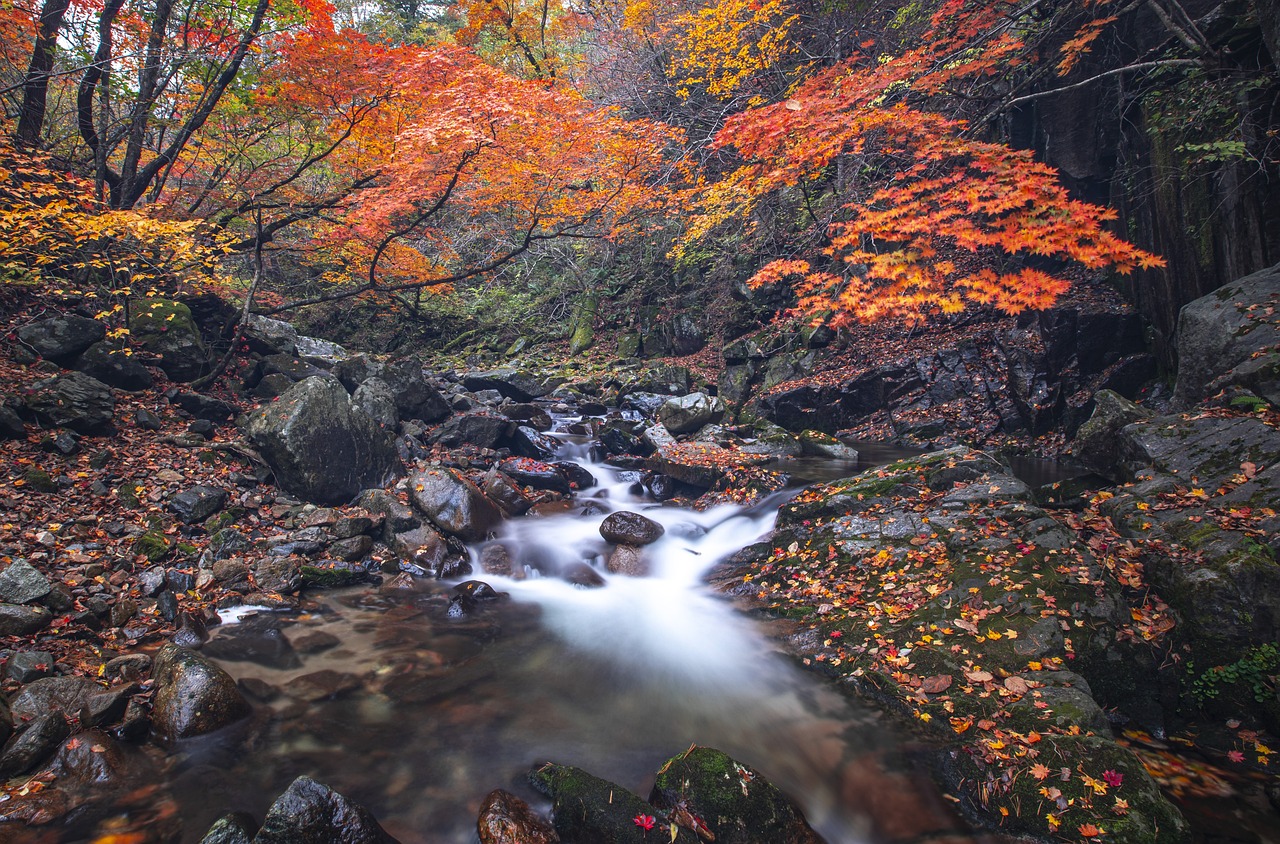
14 0 72 148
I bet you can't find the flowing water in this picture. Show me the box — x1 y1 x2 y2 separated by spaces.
169 432 974 843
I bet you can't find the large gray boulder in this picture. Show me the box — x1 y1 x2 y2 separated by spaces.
658 392 725 434
462 369 553 402
16 314 105 362
1069 390 1150 479
409 467 502 542
25 371 115 432
381 357 450 423
247 377 400 505
74 341 154 391
1173 264 1280 408
253 776 400 844
151 644 251 739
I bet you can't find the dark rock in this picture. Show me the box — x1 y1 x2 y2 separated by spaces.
203 618 300 669
130 299 210 382
453 580 506 601
621 391 669 415
169 485 229 524
1069 390 1149 479
172 391 238 423
250 353 328 386
430 413 512 449
5 650 55 683
26 371 116 433
658 392 725 434
352 378 399 428
253 557 303 594
498 458 570 493
649 746 824 844
600 511 665 545
562 563 605 589
1174 264 1280 408
0 712 70 779
333 354 383 392
382 357 450 423
242 314 299 356
483 469 534 517
252 373 296 399
189 418 216 437
105 654 152 682
463 369 552 402
200 812 259 844
477 789 559 844
74 341 154 391
247 377 401 505
509 425 560 459
253 775 400 844
0 560 51 604
409 467 502 542
333 515 376 539
284 669 362 702
302 559 373 588
599 425 645 456
556 462 596 491
135 408 163 430
291 631 340 654
0 404 26 439
529 763 697 844
138 566 167 596
41 429 80 454
9 676 100 721
478 543 515 577
503 403 554 430
0 602 52 635
353 489 420 535
80 684 140 728
151 644 251 739
606 545 648 577
156 590 180 622
17 315 106 362
326 535 374 562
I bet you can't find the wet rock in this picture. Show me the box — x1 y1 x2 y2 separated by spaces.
483 469 534 517
0 602 53 635
17 314 106 362
498 457 570 493
151 644 251 739
326 535 374 562
529 762 697 844
0 712 70 778
658 392 725 435
252 373 296 399
10 676 101 721
80 684 140 729
606 545 648 577
290 631 340 654
382 357 450 423
503 403 554 430
409 467 502 542
453 580 506 602
333 514 377 539
650 746 824 844
200 812 259 844
138 566 168 596
169 485 229 524
354 489 420 535
477 789 559 844
247 377 401 505
479 543 515 577
5 650 55 683
254 557 303 594
136 408 163 430
242 314 300 355
562 563 605 589
431 412 512 449
74 341 154 391
0 404 26 439
556 461 596 491
172 391 238 423
0 559 52 604
1069 390 1149 479
105 653 152 682
254 775 400 844
156 590 180 622
203 618 301 669
0 698 10 747
352 377 399 429
130 299 210 382
509 425 560 459
463 369 552 402
284 669 362 702
26 371 116 433
1173 264 1280 409
599 425 646 456
302 559 373 588
600 511 665 545
798 430 859 461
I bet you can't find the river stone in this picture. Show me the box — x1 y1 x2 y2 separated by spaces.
561 563 605 589
0 697 11 746
599 511 665 545
658 392 725 434
798 430 859 461
352 377 399 429
606 545 648 577
0 603 53 636
200 812 259 844
483 469 534 516
254 775 401 844
10 676 100 721
1173 264 1280 409
151 644 251 739
247 377 401 505
509 425 560 460
73 341 154 391
17 314 106 362
649 746 824 844
529 762 698 844
5 650 55 683
1069 390 1149 479
26 371 116 433
498 457 570 493
169 485 229 524
409 467 502 542
0 560 51 604
477 789 559 844
130 299 210 382
0 712 70 778
462 369 551 402
430 412 512 449
382 357 450 423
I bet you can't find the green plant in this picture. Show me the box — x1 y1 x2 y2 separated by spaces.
1192 643 1280 704
1229 394 1269 413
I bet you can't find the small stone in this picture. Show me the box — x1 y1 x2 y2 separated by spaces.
0 560 52 604
5 650 56 683
599 511 665 545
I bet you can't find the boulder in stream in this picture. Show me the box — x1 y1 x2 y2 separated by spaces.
253 775 401 844
529 762 698 844
150 644 251 739
409 466 502 542
477 789 559 844
599 511 665 545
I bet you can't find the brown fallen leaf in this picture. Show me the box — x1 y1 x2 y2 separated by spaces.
965 670 994 683
1004 676 1029 695
921 674 953 694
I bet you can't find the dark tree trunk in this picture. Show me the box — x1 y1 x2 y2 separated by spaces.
14 0 72 149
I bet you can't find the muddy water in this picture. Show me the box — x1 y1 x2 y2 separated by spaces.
171 436 981 843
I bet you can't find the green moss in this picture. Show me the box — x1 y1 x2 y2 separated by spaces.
301 563 366 589
134 530 171 562
22 468 57 493
117 480 143 508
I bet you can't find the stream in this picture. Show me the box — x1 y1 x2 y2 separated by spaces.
172 431 981 843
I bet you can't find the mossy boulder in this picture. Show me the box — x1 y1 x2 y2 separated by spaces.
649 747 824 844
134 530 171 562
529 763 697 844
129 298 210 382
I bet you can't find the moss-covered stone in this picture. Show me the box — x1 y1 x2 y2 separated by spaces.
22 469 56 493
134 530 171 563
649 747 823 844
529 763 698 844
